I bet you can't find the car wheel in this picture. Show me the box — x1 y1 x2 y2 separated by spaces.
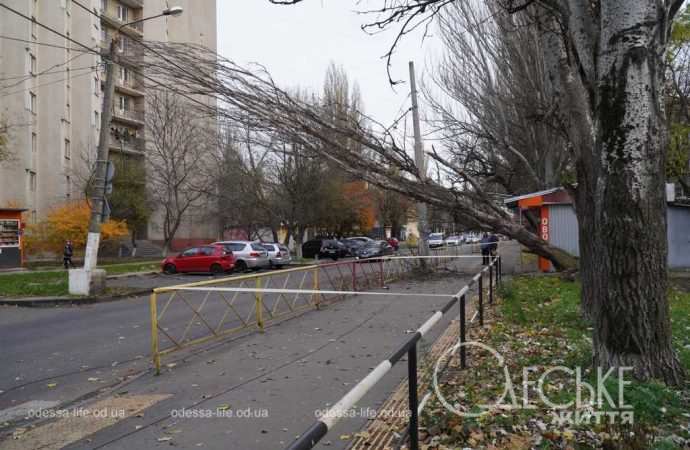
210 263 224 275
163 263 177 275
235 260 248 272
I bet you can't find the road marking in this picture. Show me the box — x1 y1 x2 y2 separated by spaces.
0 400 60 423
0 394 170 450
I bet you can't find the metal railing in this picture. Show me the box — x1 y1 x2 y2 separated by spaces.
148 247 482 375
285 255 502 450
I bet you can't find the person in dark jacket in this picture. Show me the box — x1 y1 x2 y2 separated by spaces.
480 233 491 265
63 240 75 269
488 233 500 263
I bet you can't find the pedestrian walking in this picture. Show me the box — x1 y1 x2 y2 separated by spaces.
488 233 499 263
63 240 75 269
480 233 490 265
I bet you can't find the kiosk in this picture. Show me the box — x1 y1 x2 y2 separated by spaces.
0 208 27 269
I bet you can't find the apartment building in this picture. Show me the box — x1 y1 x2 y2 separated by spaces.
0 0 217 246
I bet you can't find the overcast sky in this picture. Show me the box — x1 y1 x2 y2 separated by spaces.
216 0 441 129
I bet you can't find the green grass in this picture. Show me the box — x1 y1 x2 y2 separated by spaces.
0 261 159 297
422 275 690 450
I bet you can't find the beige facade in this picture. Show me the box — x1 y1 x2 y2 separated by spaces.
0 0 217 244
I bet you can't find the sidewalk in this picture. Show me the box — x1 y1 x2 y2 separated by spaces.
0 270 479 450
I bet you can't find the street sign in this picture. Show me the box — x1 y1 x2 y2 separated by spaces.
105 161 115 195
101 198 111 222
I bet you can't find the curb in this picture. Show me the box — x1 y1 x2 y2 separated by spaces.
106 270 158 280
0 288 153 307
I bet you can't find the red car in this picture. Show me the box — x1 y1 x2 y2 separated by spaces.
161 244 235 275
387 237 399 250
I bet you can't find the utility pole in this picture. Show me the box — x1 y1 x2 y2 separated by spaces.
68 7 183 295
409 61 430 262
87 38 117 269
69 38 117 295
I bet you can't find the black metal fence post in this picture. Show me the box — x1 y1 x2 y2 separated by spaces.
478 275 484 326
489 263 494 305
460 294 466 369
408 344 419 450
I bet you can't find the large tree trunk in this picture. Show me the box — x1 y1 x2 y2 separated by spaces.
573 1 684 385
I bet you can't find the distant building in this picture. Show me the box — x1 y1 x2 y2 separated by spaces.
504 186 690 271
0 0 217 252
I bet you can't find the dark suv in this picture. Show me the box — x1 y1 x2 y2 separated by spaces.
302 239 348 260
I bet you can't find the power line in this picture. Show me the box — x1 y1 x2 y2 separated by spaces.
70 0 220 114
0 3 101 55
0 34 93 52
1 50 94 90
0 65 102 98
0 63 98 83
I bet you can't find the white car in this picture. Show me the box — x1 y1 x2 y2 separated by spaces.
445 235 461 246
427 233 445 248
213 241 271 271
261 243 292 268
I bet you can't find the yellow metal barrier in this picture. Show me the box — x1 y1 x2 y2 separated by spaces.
148 249 486 374
150 264 324 374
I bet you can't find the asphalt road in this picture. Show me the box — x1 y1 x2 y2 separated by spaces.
0 243 515 449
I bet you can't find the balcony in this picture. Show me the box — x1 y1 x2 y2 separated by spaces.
115 75 145 97
101 11 143 38
112 106 145 126
109 134 146 156
118 0 144 8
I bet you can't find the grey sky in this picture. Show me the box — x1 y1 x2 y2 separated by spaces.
216 0 440 128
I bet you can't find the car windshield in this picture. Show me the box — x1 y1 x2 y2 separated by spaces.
251 243 266 252
429 233 443 239
261 244 275 251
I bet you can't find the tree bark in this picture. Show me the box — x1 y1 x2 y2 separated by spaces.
572 1 684 385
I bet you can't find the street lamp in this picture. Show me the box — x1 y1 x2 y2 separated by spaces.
118 6 184 32
69 7 184 295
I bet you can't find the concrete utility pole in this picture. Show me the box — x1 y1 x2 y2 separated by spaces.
69 38 117 295
408 61 430 261
69 7 184 295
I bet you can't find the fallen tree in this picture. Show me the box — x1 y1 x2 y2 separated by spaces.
139 41 576 270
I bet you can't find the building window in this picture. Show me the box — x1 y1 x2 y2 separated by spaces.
31 133 37 153
29 171 37 192
64 139 71 159
65 102 70 121
29 92 36 113
116 4 128 22
31 16 38 40
66 176 71 198
101 28 107 42
29 54 37 75
119 96 129 112
94 76 99 95
94 111 99 127
100 0 107 14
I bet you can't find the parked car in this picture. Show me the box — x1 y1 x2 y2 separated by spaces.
161 244 235 275
445 235 461 246
355 240 395 259
213 241 271 271
261 242 292 268
427 232 445 248
386 237 400 250
347 236 374 244
340 238 365 256
302 239 348 260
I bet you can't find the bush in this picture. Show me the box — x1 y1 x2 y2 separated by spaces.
24 200 128 256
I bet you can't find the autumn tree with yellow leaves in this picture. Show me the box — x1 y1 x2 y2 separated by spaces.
25 201 128 256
